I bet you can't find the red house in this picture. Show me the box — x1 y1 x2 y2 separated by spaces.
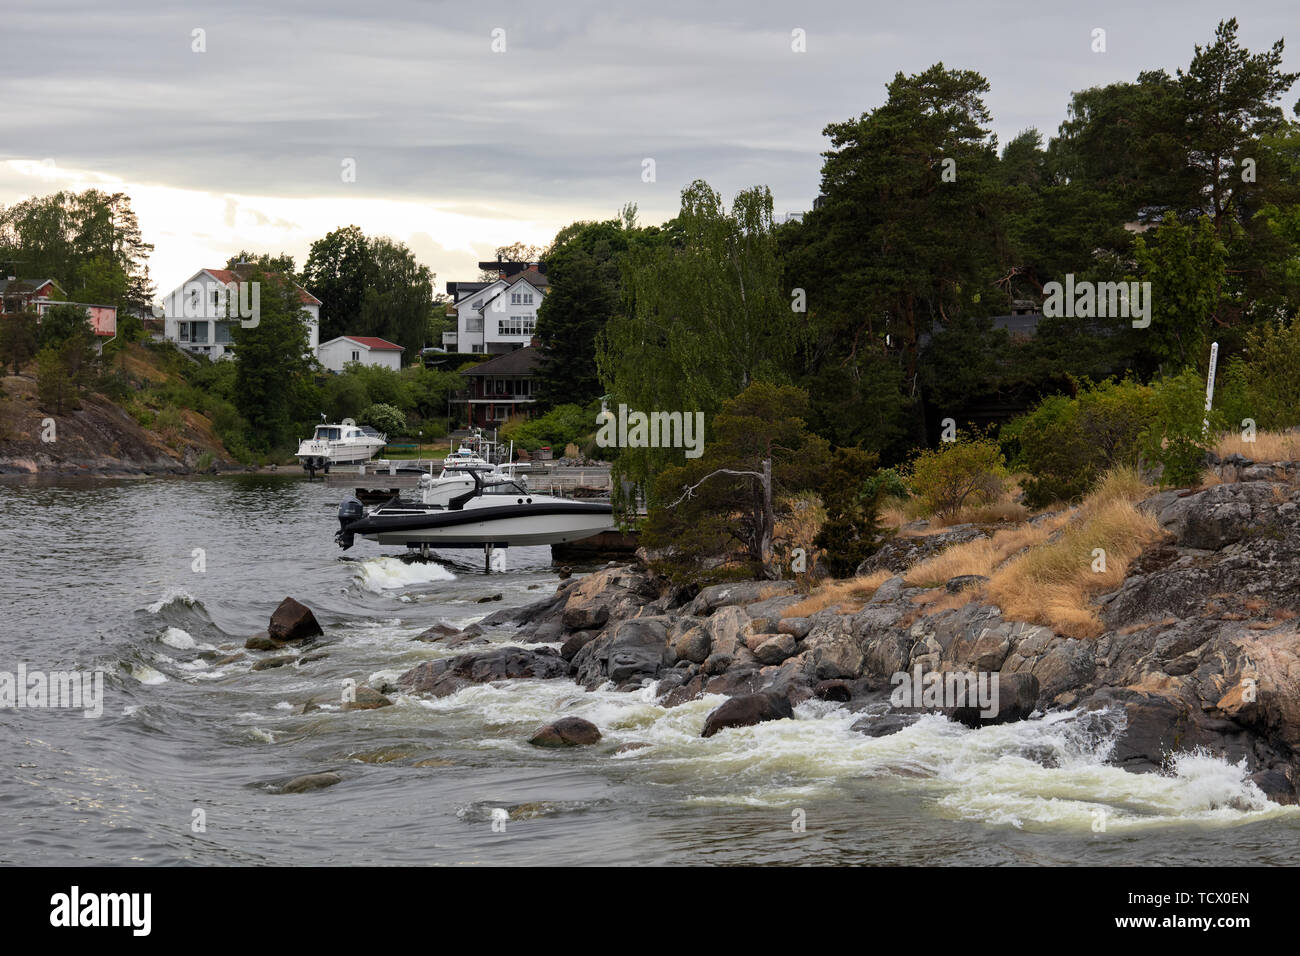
457 345 540 427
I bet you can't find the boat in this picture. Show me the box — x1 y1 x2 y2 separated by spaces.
297 420 387 472
334 470 614 553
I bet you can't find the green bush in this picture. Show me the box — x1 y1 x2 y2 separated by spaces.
359 402 406 437
501 403 592 451
1003 378 1154 507
908 434 1008 518
1143 369 1223 486
813 448 886 577
1228 318 1300 430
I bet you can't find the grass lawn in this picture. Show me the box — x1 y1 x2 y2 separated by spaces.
381 440 454 460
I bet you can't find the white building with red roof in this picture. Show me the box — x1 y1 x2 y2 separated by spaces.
317 335 404 372
161 264 321 360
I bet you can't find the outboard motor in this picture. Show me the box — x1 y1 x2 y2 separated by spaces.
335 495 364 549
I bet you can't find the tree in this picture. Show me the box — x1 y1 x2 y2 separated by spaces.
232 270 314 450
1133 214 1227 368
908 434 1007 518
813 447 886 577
300 225 374 343
358 402 406 437
598 181 798 495
227 251 296 274
0 312 39 375
358 237 434 355
535 219 631 409
643 383 830 581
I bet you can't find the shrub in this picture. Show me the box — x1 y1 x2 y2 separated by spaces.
908 434 1008 519
813 447 886 578
1229 317 1300 430
358 402 406 437
1003 379 1154 508
1143 369 1223 487
501 403 592 451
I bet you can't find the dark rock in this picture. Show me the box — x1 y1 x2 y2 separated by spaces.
702 652 734 676
949 672 1039 727
754 633 797 665
244 631 283 651
700 691 794 738
279 772 342 794
1248 769 1296 806
671 624 712 664
251 654 295 671
1157 482 1278 551
414 623 486 646
858 526 988 575
529 716 602 747
412 622 460 642
560 630 597 661
946 574 989 594
686 581 795 616
396 646 568 697
267 597 323 642
814 679 852 702
852 713 918 737
476 593 503 604
571 617 673 687
778 617 813 640
343 685 393 711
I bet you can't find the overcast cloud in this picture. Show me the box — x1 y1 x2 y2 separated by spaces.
2 0 1297 295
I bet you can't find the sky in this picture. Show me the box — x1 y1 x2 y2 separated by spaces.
2 0 1298 301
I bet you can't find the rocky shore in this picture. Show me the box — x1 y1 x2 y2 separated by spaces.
375 473 1300 805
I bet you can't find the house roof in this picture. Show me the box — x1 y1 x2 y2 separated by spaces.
326 335 404 351
476 273 546 314
0 278 62 297
199 267 322 306
460 345 540 377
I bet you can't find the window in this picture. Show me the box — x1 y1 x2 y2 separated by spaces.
523 292 533 304
498 316 536 336
510 292 521 305
179 322 189 342
471 344 483 353
351 350 360 362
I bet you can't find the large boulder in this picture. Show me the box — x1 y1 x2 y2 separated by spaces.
704 606 752 658
529 716 602 747
948 672 1039 727
802 614 865 679
396 646 568 697
857 526 988 575
700 691 794 738
686 581 795 616
268 597 323 642
1156 482 1279 551
560 567 657 631
671 624 712 664
570 617 674 687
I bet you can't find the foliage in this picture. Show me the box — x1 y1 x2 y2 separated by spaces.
813 447 887 577
500 403 591 451
231 270 315 451
1228 317 1300 429
0 312 39 375
908 434 1008 518
1004 378 1155 507
358 402 406 437
1143 368 1225 486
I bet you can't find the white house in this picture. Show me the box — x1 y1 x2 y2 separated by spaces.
318 335 404 372
442 264 547 354
161 265 321 360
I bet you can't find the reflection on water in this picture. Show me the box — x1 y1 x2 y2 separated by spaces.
0 474 1298 865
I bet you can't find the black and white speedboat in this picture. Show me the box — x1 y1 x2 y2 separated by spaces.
335 471 614 552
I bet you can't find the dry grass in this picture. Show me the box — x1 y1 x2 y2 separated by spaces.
1215 430 1300 463
985 470 1163 638
902 512 1072 587
781 569 892 618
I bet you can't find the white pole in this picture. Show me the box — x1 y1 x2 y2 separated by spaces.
1203 341 1219 436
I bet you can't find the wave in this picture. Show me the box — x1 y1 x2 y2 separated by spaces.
353 557 457 593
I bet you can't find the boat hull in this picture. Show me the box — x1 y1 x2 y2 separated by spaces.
347 501 615 548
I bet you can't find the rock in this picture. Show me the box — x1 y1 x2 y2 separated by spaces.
946 574 989 594
852 713 918 737
814 679 852 702
476 593 503 603
571 617 673 687
396 647 568 697
279 772 342 794
412 622 461 642
560 630 597 661
212 653 245 666
778 617 813 640
414 623 485 646
858 527 988 575
949 672 1039 727
687 581 795 616
251 654 295 671
702 652 733 676
529 716 602 747
244 631 283 651
267 597 323 642
704 606 752 658
1156 482 1278 551
560 566 657 631
671 625 712 664
343 685 393 711
1248 769 1296 805
802 614 864 679
754 633 797 665
700 691 794 738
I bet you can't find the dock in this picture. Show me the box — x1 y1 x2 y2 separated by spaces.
321 459 613 497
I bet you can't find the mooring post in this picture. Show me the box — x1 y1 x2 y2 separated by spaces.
484 543 493 574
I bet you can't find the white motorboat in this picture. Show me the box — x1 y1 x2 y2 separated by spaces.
297 421 387 472
335 471 613 552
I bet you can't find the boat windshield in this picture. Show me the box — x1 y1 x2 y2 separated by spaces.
483 480 527 495
314 426 342 441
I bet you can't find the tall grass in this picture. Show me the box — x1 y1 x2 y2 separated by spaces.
1215 430 1300 463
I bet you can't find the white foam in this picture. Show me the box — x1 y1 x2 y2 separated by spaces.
126 662 168 685
355 557 457 593
160 627 197 649
145 588 198 614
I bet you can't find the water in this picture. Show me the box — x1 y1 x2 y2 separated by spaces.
1 475 1297 865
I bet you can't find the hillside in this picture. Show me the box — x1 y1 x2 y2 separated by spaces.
0 344 239 476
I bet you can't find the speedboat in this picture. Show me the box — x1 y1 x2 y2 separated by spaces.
297 422 387 472
334 471 614 551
